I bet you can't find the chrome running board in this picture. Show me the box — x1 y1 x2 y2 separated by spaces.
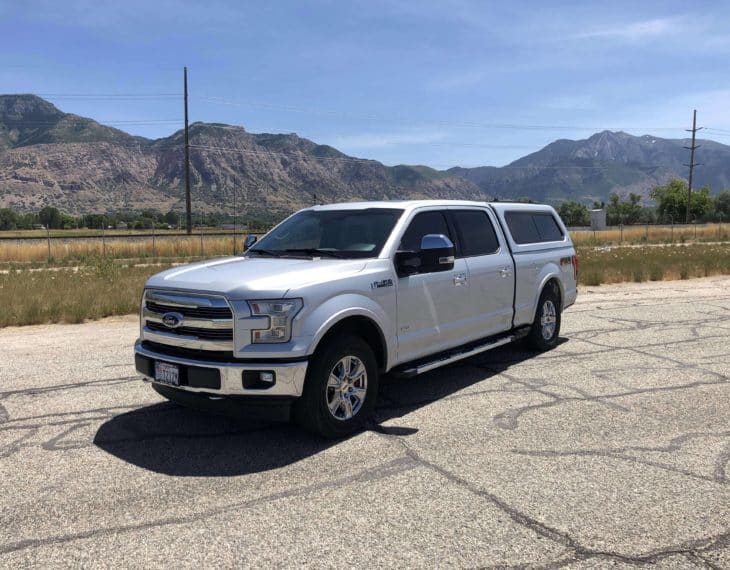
394 327 529 378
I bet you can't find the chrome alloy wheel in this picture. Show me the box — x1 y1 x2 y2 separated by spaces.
540 299 557 340
325 356 368 421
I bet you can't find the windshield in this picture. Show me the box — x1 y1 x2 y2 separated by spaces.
248 208 403 259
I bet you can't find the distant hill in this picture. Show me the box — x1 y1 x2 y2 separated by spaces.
1 94 729 215
0 95 483 215
450 130 730 203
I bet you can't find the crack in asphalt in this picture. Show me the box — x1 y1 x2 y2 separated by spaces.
1 280 729 566
370 429 730 569
0 455 418 556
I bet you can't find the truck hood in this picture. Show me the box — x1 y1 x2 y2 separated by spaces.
145 256 369 299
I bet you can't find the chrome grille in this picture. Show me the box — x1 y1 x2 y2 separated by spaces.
145 321 233 340
145 300 232 320
142 290 233 351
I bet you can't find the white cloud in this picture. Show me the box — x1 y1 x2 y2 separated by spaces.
573 17 686 42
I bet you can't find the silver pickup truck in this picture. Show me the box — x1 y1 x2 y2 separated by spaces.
134 200 578 437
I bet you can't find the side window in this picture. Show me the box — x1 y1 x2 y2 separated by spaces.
504 211 564 244
399 211 451 251
452 210 499 256
532 213 564 241
504 212 540 244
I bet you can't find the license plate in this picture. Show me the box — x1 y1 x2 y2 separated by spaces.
154 361 180 386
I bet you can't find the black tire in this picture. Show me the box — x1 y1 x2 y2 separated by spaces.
293 334 379 438
526 284 561 351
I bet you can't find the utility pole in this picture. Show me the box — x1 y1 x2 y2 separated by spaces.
232 188 237 255
684 109 703 224
184 66 192 235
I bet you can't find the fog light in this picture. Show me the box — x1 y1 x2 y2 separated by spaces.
242 370 276 389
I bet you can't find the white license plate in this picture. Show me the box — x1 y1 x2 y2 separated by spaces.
154 361 180 386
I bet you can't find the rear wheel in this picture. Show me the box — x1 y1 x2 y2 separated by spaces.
294 335 378 438
526 285 561 351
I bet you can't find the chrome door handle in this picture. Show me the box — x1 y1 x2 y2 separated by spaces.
500 267 512 278
454 272 467 286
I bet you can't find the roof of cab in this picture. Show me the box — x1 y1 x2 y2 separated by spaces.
307 199 489 212
306 199 557 214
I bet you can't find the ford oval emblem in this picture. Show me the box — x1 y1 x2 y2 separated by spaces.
161 312 184 329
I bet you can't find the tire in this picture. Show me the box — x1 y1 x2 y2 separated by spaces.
293 334 379 438
526 284 561 351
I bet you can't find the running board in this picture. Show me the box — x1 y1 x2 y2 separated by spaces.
393 327 530 379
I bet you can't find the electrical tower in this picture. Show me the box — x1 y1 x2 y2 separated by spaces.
684 109 703 223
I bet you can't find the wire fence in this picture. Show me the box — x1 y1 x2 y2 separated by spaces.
569 222 728 246
1 222 727 265
0 231 260 264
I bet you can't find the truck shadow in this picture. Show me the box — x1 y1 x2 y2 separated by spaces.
94 341 565 476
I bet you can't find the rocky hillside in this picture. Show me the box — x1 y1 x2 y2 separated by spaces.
1 95 729 214
451 130 730 203
0 95 483 215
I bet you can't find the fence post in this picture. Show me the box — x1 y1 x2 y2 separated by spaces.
152 223 156 257
46 225 51 262
101 221 106 257
619 223 623 244
200 216 204 256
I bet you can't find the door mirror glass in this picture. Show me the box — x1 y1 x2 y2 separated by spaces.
243 234 258 251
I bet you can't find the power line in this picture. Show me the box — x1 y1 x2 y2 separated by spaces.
196 95 690 132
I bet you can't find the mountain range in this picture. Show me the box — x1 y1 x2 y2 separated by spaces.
1 94 729 215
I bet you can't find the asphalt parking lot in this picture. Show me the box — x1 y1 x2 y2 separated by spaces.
1 276 729 568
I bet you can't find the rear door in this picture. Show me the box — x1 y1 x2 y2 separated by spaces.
448 208 514 338
394 210 471 363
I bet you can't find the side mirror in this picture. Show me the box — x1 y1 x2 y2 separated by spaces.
243 234 258 251
395 234 455 277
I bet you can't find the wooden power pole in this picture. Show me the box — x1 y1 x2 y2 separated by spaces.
684 109 702 223
184 66 192 235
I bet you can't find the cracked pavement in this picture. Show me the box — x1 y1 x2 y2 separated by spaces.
0 276 729 568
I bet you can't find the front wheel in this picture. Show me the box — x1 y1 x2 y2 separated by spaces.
293 335 378 438
526 285 561 351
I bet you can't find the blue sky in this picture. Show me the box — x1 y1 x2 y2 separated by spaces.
1 0 729 168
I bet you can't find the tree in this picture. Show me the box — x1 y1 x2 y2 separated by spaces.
651 178 714 222
164 210 180 227
38 206 62 229
0 208 19 230
650 179 715 222
715 190 730 220
557 200 590 226
605 193 645 225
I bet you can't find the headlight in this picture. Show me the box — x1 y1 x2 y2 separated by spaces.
247 299 303 343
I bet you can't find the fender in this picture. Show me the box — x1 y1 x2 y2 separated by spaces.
529 264 565 322
303 293 395 371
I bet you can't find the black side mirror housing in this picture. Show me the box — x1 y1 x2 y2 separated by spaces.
395 234 455 277
243 234 258 251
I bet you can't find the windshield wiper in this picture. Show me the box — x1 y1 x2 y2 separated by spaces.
246 248 285 257
283 248 348 258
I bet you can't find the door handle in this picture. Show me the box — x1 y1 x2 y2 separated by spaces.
453 272 467 286
500 267 512 278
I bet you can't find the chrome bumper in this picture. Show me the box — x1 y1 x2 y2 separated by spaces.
134 339 308 397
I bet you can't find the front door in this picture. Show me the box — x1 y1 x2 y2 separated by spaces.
395 210 471 363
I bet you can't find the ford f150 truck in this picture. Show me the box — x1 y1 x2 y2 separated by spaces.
134 200 578 437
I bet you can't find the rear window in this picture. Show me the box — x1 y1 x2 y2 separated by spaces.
452 210 499 256
504 211 564 244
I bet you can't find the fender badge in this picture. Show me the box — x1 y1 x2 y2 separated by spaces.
371 279 394 289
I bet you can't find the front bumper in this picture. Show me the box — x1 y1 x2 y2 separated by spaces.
134 339 308 398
